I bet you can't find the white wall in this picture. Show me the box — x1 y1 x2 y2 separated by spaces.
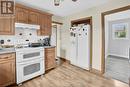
105 10 130 59
52 15 63 23
61 0 130 70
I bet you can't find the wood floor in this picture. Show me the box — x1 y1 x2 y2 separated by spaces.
10 63 128 87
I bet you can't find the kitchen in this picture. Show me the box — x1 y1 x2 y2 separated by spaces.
0 3 57 86
0 0 130 87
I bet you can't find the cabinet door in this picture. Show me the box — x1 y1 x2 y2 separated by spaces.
0 16 15 35
0 58 15 86
38 14 46 35
28 11 40 25
38 14 52 36
15 6 28 23
45 48 56 70
45 15 52 35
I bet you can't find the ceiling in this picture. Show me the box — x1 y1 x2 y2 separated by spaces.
15 0 111 17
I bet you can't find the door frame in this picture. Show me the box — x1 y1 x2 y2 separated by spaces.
101 5 130 74
52 24 58 58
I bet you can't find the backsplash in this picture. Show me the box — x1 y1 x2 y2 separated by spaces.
0 28 49 45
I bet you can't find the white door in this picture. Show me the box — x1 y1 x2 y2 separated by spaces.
51 25 57 46
56 25 61 57
51 24 61 59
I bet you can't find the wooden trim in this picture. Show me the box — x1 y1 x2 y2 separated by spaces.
52 21 63 25
101 5 130 74
71 16 93 71
90 17 93 71
90 68 102 76
57 57 71 64
71 16 92 25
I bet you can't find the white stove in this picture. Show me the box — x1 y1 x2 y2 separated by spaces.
16 47 45 84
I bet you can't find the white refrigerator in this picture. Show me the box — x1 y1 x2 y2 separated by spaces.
70 25 90 70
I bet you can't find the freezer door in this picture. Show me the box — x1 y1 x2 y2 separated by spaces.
70 35 78 66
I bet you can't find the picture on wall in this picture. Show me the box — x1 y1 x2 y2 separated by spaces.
112 23 129 39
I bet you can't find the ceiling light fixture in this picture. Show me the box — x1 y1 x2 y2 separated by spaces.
54 0 77 6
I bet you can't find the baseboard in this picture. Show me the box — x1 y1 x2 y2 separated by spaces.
90 68 103 76
108 53 129 59
57 56 71 64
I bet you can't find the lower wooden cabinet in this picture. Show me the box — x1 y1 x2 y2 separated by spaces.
45 47 56 71
0 53 16 87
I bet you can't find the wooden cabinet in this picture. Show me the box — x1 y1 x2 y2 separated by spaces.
15 4 52 36
0 16 15 35
28 11 40 25
15 6 29 23
45 47 56 71
45 15 52 35
38 14 52 36
0 53 16 87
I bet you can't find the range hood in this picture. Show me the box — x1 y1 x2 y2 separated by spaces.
15 23 40 30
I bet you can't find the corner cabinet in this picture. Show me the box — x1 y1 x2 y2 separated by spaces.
45 47 56 71
0 16 15 35
38 14 52 36
0 53 16 87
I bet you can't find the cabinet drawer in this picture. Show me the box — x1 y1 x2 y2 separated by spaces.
0 53 15 61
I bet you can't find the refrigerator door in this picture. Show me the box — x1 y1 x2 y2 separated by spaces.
77 25 90 70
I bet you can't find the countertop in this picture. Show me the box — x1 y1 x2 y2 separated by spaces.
0 48 16 55
0 46 56 55
43 46 56 48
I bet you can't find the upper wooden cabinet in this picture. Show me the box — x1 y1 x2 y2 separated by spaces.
28 11 40 25
45 15 52 35
38 14 52 36
15 6 29 23
0 16 15 35
15 4 52 35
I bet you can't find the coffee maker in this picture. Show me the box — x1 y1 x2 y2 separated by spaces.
43 38 51 46
38 38 51 46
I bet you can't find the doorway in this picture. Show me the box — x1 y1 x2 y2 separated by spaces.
51 23 62 64
101 5 130 83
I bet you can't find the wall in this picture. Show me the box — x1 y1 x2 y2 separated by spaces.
105 10 130 59
61 0 130 70
52 15 63 23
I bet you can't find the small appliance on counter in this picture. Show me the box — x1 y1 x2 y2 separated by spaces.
38 38 51 46
28 43 42 47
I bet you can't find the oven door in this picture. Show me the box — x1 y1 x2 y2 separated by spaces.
16 58 45 84
16 49 44 63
